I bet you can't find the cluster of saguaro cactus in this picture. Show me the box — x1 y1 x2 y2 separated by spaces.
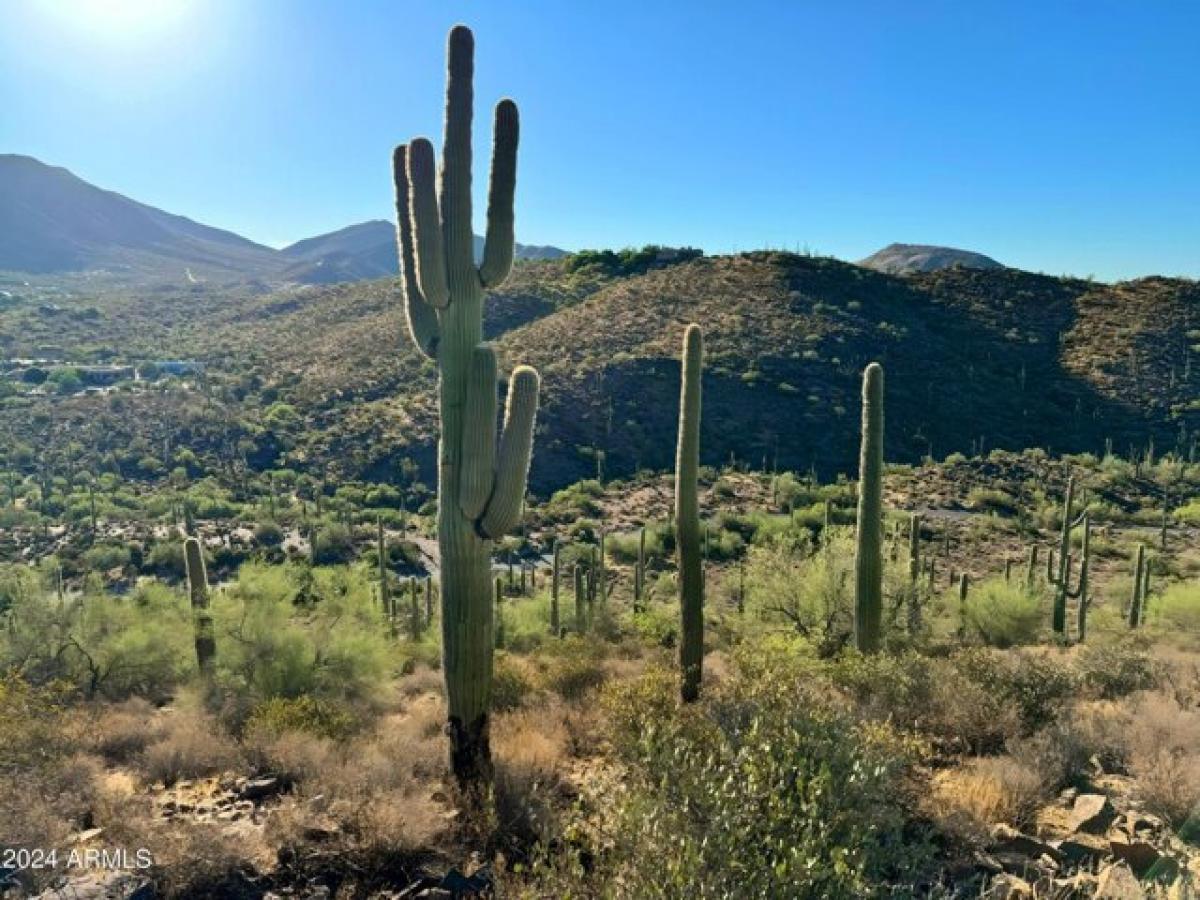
184 536 215 676
676 324 704 702
392 25 539 787
853 363 884 654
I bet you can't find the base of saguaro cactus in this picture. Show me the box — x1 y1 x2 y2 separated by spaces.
446 714 493 795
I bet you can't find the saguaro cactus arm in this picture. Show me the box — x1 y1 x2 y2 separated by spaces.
480 366 540 538
479 100 518 287
392 144 440 357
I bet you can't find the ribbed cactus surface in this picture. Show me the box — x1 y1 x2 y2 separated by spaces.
853 363 884 653
184 536 215 676
392 25 538 788
676 324 704 702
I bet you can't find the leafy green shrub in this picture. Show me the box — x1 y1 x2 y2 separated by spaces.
491 653 536 712
244 695 356 740
253 521 285 547
967 488 1019 516
578 664 931 897
311 524 354 565
1153 580 1200 630
534 638 607 701
1074 643 1159 699
963 578 1043 648
953 648 1078 733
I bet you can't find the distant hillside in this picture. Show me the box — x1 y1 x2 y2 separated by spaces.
858 243 1004 275
280 220 566 284
0 156 564 285
0 154 281 280
3 252 1194 495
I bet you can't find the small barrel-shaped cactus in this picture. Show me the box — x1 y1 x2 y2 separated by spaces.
853 363 885 654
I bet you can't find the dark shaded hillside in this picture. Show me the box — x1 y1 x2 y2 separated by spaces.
0 253 1193 495
500 254 1197 490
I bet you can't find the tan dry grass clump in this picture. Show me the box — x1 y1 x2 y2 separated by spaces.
927 755 1048 844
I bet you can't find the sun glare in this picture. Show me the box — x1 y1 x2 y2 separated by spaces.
37 0 193 39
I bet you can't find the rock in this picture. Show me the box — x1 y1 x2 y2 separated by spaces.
1066 793 1117 834
1059 787 1079 804
33 872 155 900
1094 863 1145 899
239 775 283 802
989 824 1065 864
215 809 242 822
1056 832 1109 864
302 825 339 842
72 827 105 843
1108 838 1163 877
980 873 1035 899
437 868 492 896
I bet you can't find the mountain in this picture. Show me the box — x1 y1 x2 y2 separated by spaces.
280 220 566 284
5 251 1194 496
0 154 281 280
858 243 1004 275
0 155 566 285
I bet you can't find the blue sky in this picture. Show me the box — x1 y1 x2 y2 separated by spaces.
2 0 1197 280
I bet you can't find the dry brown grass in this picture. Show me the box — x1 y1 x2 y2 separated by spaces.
80 697 164 765
493 703 572 850
1125 690 1200 828
139 708 243 787
927 756 1048 844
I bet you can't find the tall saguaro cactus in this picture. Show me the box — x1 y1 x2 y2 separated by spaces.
676 324 704 703
854 363 885 653
184 537 215 676
392 25 539 788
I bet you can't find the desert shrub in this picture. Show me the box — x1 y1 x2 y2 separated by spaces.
1153 580 1200 630
0 672 74 773
928 755 1047 843
82 542 132 572
533 638 607 701
575 663 932 897
962 578 1043 648
311 524 354 565
253 520 285 547
967 488 1019 516
953 648 1078 733
244 695 357 741
212 562 389 710
1125 691 1200 828
492 653 537 712
84 697 163 763
746 529 854 655
630 601 678 647
1075 642 1159 699
140 709 242 786
606 523 669 564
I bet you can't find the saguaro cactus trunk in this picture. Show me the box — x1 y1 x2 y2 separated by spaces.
184 537 215 676
392 25 539 790
854 363 885 653
676 324 704 702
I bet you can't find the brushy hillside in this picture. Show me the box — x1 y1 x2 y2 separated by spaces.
0 252 1195 496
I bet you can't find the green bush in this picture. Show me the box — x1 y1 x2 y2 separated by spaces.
953 648 1078 733
963 577 1043 648
311 524 354 565
1074 643 1159 700
1153 580 1200 630
244 694 356 740
572 664 932 897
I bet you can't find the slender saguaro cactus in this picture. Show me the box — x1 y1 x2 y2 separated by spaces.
494 577 505 649
550 542 560 633
1076 515 1092 641
1049 478 1088 637
634 526 646 612
1128 544 1146 628
377 517 390 617
1026 545 1039 589
957 573 969 638
676 324 704 702
854 363 885 654
184 537 215 676
410 577 422 639
574 564 585 633
598 529 607 604
392 25 539 788
425 576 434 626
907 512 922 635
